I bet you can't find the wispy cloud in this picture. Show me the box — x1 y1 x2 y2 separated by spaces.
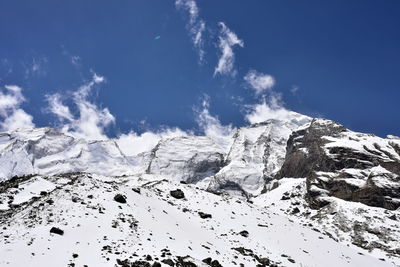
290 85 299 95
195 95 236 151
116 127 188 156
214 22 244 77
46 73 115 140
244 93 310 125
70 55 81 67
1 59 13 78
0 85 34 131
175 0 206 63
23 56 48 78
244 69 275 95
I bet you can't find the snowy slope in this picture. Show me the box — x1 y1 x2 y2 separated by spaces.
1 173 397 267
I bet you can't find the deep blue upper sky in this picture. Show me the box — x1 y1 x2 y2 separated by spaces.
0 0 399 137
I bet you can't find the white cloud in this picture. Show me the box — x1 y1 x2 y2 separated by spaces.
71 56 81 67
195 96 236 152
46 73 115 140
0 85 34 131
290 85 299 95
244 70 275 95
24 57 48 78
46 93 74 122
245 94 308 125
214 22 244 76
116 127 188 156
175 0 206 63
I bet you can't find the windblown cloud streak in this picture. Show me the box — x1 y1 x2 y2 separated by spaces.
47 74 115 140
214 22 244 76
0 85 34 131
195 96 236 152
116 127 188 156
244 70 275 95
245 93 309 126
175 0 206 63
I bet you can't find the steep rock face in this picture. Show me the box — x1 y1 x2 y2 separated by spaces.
209 114 311 196
145 136 225 182
276 118 400 210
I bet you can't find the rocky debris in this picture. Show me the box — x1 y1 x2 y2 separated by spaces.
201 257 222 267
114 194 127 204
198 211 212 219
161 259 175 266
232 247 274 266
170 189 185 199
276 118 400 210
175 256 198 266
291 207 300 214
49 227 64 235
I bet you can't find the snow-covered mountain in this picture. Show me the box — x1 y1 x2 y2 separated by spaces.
1 113 399 267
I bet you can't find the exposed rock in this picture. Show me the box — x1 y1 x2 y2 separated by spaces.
170 189 185 199
50 227 64 235
276 118 400 210
198 212 212 219
291 207 300 214
239 230 249 237
210 260 222 267
161 259 175 266
202 257 212 264
114 194 127 204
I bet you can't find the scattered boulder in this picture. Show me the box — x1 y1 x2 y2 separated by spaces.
202 258 212 265
198 212 212 219
170 189 185 199
239 230 249 237
114 194 127 204
50 227 64 235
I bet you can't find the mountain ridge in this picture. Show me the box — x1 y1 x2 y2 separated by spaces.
0 114 399 266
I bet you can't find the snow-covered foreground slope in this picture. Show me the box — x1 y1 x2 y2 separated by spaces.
1 173 397 267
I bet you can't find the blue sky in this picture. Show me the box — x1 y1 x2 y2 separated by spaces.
0 0 399 139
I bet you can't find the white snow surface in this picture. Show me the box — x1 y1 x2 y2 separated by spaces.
1 174 398 267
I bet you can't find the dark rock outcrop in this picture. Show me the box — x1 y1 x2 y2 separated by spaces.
170 189 185 199
50 227 64 235
114 194 127 204
276 118 400 210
